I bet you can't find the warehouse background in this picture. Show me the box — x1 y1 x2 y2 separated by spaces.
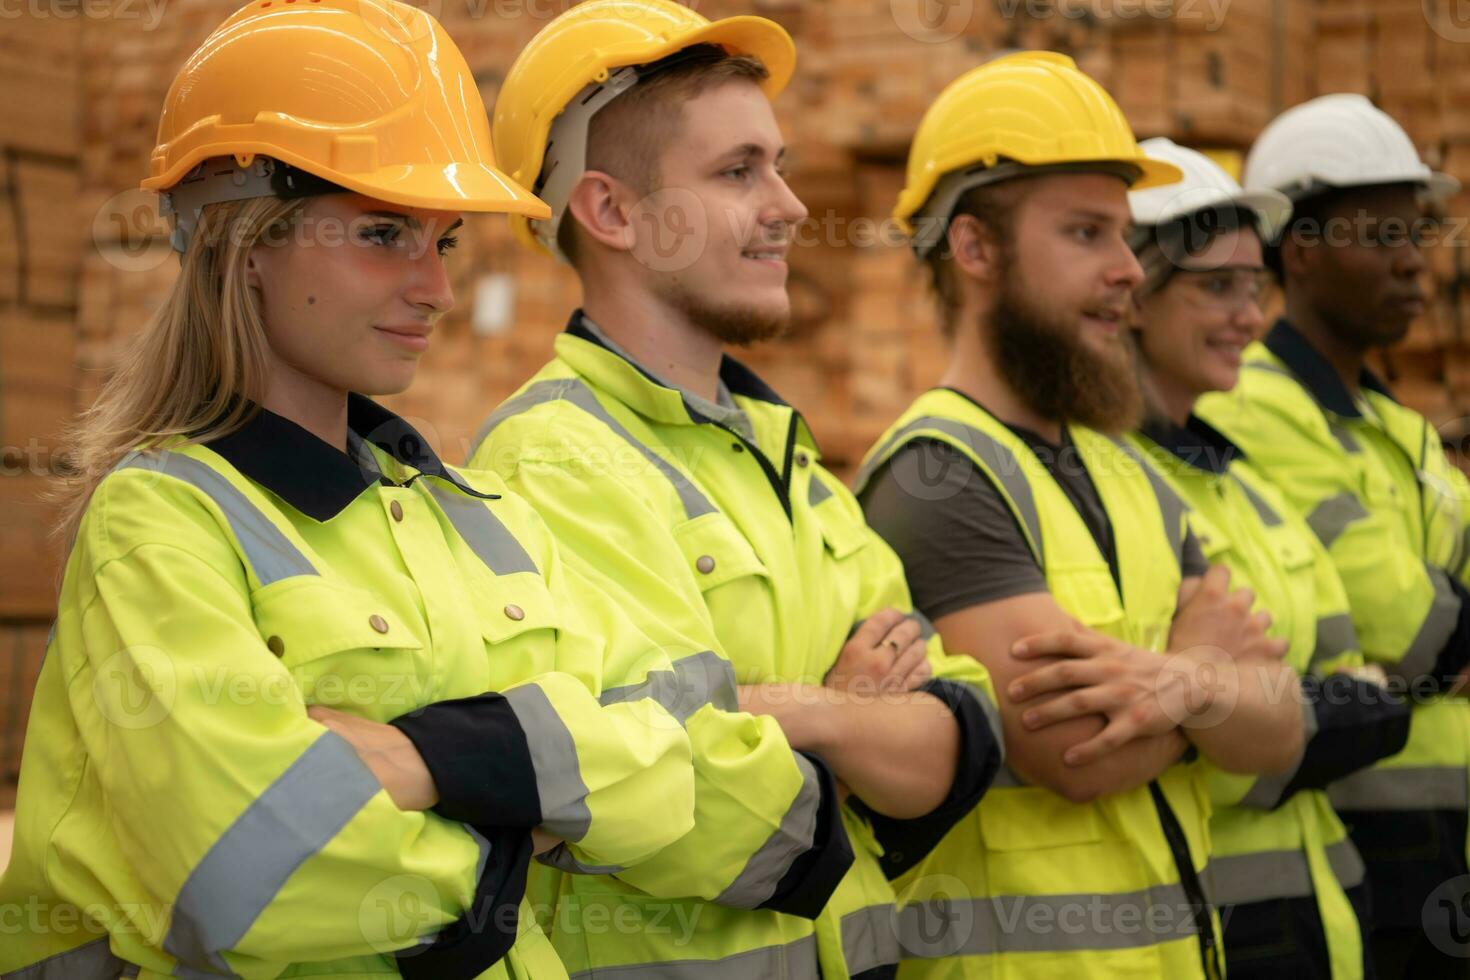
2 0 1469 837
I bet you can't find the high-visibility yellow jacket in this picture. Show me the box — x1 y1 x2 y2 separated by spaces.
1198 320 1470 935
470 313 1003 980
856 387 1223 980
0 396 696 980
1132 415 1411 980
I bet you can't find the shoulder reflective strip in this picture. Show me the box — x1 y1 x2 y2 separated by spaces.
1120 441 1186 566
1238 691 1318 809
1306 493 1371 550
536 842 624 876
855 417 1044 563
1329 765 1470 811
116 451 317 586
842 902 901 976
1245 362 1295 379
1329 424 1362 455
809 474 833 507
503 683 593 841
598 650 738 724
426 484 538 577
1394 563 1462 684
898 883 1197 958
6 937 130 979
476 377 717 520
713 752 822 909
162 731 381 972
1233 478 1282 527
1204 837 1361 906
569 933 819 980
1312 614 1359 669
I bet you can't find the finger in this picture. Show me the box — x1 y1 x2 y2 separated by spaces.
886 640 931 690
1177 575 1203 608
880 618 924 656
1204 563 1232 595
1229 588 1256 614
852 608 906 650
905 658 934 691
1249 610 1273 634
1018 684 1128 730
1009 659 1114 703
1062 713 1142 766
1013 630 1106 660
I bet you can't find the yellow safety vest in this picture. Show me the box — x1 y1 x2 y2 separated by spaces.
857 388 1222 980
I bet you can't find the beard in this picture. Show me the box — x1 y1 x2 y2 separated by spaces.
982 259 1143 436
660 277 790 347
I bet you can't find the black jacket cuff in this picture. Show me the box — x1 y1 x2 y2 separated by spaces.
1270 673 1411 805
757 752 855 919
1430 576 1470 691
395 825 533 980
853 677 1003 879
392 694 541 828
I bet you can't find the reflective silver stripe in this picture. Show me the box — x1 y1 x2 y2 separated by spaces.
898 883 1198 958
1204 838 1364 906
163 731 381 972
1239 689 1317 809
116 451 317 586
842 903 901 975
713 752 822 909
1330 424 1362 455
1306 492 1370 550
855 417 1044 562
1394 563 1462 683
1234 477 1282 527
475 377 717 520
1313 614 1358 668
1330 765 1469 811
537 842 623 876
6 938 130 980
1121 441 1187 567
599 650 738 724
504 683 594 841
1245 362 1295 380
809 474 833 507
568 933 819 980
427 483 539 577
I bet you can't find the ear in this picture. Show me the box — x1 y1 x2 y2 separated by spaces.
1279 228 1313 282
948 213 1002 284
565 171 637 255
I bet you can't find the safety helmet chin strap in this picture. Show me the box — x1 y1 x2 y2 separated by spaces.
160 156 343 258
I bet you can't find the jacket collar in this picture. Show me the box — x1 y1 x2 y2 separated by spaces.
1138 413 1243 475
555 309 810 437
1263 318 1397 419
206 393 492 522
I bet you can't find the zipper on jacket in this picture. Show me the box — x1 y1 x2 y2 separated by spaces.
700 412 799 523
1149 780 1223 980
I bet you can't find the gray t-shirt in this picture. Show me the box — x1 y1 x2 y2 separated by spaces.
859 432 1207 621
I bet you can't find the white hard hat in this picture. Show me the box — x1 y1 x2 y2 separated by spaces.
1243 93 1459 204
1130 138 1292 244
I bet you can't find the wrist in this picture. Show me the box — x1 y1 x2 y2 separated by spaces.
1172 646 1231 728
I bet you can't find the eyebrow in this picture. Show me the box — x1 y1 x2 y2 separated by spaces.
717 144 786 164
363 210 464 235
1066 207 1127 225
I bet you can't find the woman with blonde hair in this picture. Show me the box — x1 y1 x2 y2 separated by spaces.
0 2 698 977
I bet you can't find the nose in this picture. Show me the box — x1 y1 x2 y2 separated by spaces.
1235 296 1266 334
1110 236 1146 290
1391 235 1427 279
405 243 455 318
768 169 809 226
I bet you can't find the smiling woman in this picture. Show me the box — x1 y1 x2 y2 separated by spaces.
0 1 704 979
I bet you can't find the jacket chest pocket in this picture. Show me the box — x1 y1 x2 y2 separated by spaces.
475 576 564 690
672 511 771 593
1048 559 1126 635
250 577 426 714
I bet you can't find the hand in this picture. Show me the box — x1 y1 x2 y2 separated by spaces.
1009 630 1191 765
825 608 933 694
1170 564 1288 662
308 705 438 811
532 829 564 855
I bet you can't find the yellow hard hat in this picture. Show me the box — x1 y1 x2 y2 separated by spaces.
895 51 1182 254
142 0 548 251
492 0 796 261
